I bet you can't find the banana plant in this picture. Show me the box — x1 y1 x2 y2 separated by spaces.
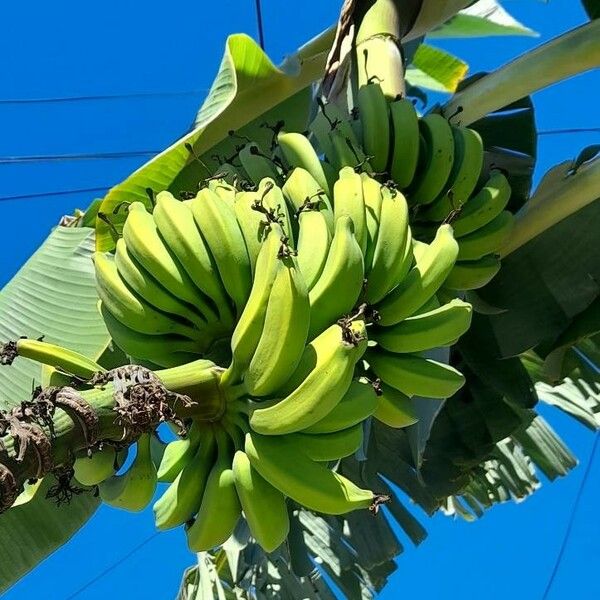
0 0 599 598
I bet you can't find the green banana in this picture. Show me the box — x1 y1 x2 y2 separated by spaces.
238 142 281 186
389 97 420 189
303 379 378 434
114 238 209 331
365 185 412 304
245 432 377 515
190 188 252 316
123 202 213 312
361 173 383 272
94 253 202 339
152 191 235 327
99 302 203 366
372 298 473 353
356 83 390 173
157 426 201 483
224 226 283 385
186 428 241 552
277 131 331 196
451 171 512 237
375 224 459 326
232 450 289 552
73 445 117 486
308 215 365 339
8 338 103 380
99 434 157 512
234 189 271 272
407 114 455 205
153 427 217 530
249 320 368 435
422 126 484 221
258 177 295 246
373 384 418 428
367 348 466 399
333 167 368 254
244 254 311 397
296 206 331 291
291 424 363 462
456 211 515 261
443 256 502 291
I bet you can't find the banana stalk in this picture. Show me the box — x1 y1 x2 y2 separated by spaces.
0 360 226 501
443 20 600 126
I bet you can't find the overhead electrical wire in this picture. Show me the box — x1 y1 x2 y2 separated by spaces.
0 90 204 105
0 151 159 165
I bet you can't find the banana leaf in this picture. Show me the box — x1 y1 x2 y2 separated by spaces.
0 226 108 591
406 44 468 93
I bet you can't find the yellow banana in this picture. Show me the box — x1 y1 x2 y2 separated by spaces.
303 379 378 434
190 188 252 316
232 450 289 552
308 215 365 339
245 432 377 515
186 428 241 552
99 434 157 512
443 256 501 291
333 167 368 255
408 114 455 205
291 424 363 462
244 254 311 397
373 383 418 428
375 224 459 326
249 320 367 435
372 298 472 353
389 98 420 188
367 348 465 399
356 82 390 173
457 211 515 261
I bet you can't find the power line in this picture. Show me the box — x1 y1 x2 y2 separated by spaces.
538 128 600 136
0 90 204 105
255 0 265 50
541 431 599 600
0 151 159 164
64 532 161 599
0 186 110 203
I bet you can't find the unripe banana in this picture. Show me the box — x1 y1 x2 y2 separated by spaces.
330 129 372 172
94 253 202 339
238 142 281 186
407 114 454 205
361 173 384 272
249 320 367 435
225 226 283 385
7 338 103 380
373 383 418 428
451 171 512 237
375 224 459 326
208 165 241 193
186 428 241 552
99 302 203 367
114 238 209 331
232 450 289 552
277 131 331 197
152 191 235 327
153 427 217 530
308 216 365 339
244 254 310 397
157 425 201 483
245 432 377 515
296 207 331 291
443 256 501 291
372 298 472 353
257 178 295 247
303 379 378 434
333 167 368 255
367 348 465 399
389 97 420 188
356 83 390 173
123 202 213 312
73 445 117 486
291 424 363 462
99 434 157 512
422 126 484 221
234 189 272 272
190 188 252 316
365 185 412 304
456 210 515 261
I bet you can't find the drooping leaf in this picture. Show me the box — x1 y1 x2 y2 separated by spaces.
406 44 468 93
431 0 537 38
95 32 331 251
0 226 107 591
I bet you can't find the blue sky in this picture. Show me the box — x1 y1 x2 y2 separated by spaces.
1 1 599 598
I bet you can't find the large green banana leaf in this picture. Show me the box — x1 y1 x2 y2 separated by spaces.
0 226 109 591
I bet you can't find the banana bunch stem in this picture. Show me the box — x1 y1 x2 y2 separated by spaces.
0 359 226 510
